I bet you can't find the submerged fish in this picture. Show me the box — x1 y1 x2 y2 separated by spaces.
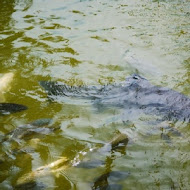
90 134 129 190
40 74 190 122
15 157 70 188
97 133 129 154
0 73 28 115
76 159 105 169
109 133 129 148
15 133 128 188
14 181 46 190
0 103 28 115
0 118 60 163
74 133 128 167
92 171 130 190
0 73 14 102
2 118 58 142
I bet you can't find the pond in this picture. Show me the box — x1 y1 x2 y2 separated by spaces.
0 0 190 189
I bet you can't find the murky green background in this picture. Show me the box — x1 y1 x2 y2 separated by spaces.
0 0 190 189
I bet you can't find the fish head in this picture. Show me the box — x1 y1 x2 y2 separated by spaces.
125 74 150 88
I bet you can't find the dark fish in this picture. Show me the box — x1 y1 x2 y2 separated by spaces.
92 171 129 190
94 171 130 184
14 181 46 190
2 118 58 141
76 160 105 169
107 171 130 181
0 103 27 115
39 80 122 100
39 74 190 122
30 118 53 127
0 118 60 170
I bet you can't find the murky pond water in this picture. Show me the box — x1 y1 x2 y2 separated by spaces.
0 0 190 189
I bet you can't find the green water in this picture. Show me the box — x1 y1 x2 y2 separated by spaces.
0 0 190 189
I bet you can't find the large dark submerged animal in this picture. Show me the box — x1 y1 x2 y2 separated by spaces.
0 103 27 115
40 74 190 123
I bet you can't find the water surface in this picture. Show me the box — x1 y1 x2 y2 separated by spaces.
0 0 190 189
